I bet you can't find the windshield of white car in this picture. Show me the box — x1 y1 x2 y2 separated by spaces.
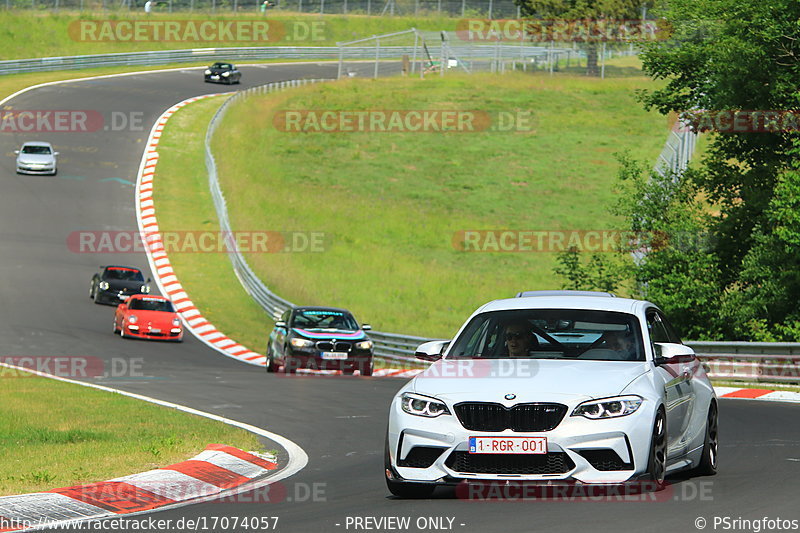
292 310 359 331
447 309 645 361
21 146 51 154
128 299 175 312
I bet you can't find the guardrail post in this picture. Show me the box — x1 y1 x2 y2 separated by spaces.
411 30 418 75
337 42 344 79
600 40 606 79
374 36 380 78
320 0 324 14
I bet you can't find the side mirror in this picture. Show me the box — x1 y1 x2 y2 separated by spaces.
146 277 152 283
415 340 450 362
53 152 60 156
654 342 696 365
275 321 287 328
118 304 127 311
361 324 372 331
13 150 19 154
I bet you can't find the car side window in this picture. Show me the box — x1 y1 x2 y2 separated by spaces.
656 311 682 344
646 310 670 344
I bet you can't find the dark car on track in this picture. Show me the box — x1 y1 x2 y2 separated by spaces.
89 265 152 305
204 62 241 85
267 307 374 375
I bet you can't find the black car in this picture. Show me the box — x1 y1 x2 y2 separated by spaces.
267 307 374 376
89 266 152 305
203 62 241 85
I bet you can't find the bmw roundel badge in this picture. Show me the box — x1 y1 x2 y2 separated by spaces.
504 393 516 400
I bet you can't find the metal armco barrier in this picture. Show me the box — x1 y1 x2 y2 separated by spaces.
0 46 422 76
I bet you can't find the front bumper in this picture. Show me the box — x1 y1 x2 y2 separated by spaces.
204 74 229 83
285 347 373 371
17 165 55 175
387 397 656 485
123 323 183 341
96 289 144 305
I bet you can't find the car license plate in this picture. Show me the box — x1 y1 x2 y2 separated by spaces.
150 328 161 334
321 352 348 360
469 436 547 454
211 75 219 80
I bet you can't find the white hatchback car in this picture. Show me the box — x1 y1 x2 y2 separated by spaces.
385 291 718 498
15 141 58 175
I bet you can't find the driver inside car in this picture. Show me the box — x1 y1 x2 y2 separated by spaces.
503 320 538 357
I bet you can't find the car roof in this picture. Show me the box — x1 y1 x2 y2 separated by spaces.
293 306 353 314
475 295 651 315
21 141 53 147
128 294 168 301
515 290 617 298
104 265 142 271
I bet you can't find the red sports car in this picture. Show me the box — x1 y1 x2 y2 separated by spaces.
113 295 183 342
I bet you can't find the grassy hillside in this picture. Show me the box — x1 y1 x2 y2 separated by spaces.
208 68 668 338
0 12 455 59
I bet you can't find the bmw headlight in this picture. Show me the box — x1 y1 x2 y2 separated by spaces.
140 284 151 293
290 338 314 349
99 281 109 290
400 393 450 418
355 340 373 350
128 315 138 324
572 395 643 419
222 71 230 77
172 317 181 327
205 69 212 75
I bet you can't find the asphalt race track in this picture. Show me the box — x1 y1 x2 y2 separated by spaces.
1 63 798 533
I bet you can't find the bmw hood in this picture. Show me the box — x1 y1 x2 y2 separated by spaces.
411 359 650 403
292 328 366 340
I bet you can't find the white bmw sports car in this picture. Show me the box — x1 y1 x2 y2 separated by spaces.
385 291 718 498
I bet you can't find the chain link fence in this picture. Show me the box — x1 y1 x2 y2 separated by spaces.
2 0 520 16
337 29 640 79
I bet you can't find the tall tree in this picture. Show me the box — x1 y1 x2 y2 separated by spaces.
634 0 800 339
514 0 646 75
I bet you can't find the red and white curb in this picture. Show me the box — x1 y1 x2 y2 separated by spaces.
714 386 800 403
0 445 276 532
135 94 423 378
135 94 268 367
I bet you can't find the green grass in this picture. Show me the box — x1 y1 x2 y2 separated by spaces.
0 12 457 59
205 67 669 338
152 95 272 353
0 373 261 495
